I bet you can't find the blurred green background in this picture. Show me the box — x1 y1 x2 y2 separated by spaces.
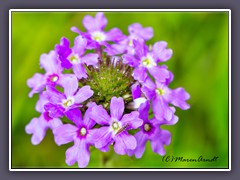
11 11 229 168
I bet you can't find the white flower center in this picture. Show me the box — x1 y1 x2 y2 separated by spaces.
80 127 87 136
50 75 59 82
68 54 80 64
92 31 106 42
141 54 156 68
144 123 151 132
62 97 74 108
156 88 165 96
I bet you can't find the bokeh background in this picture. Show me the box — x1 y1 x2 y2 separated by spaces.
11 11 229 168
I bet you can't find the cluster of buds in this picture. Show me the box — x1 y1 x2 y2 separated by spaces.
26 12 190 168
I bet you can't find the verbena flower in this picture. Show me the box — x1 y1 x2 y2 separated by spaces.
128 101 175 158
26 12 190 168
53 104 96 168
122 39 172 83
43 75 93 118
25 93 62 145
55 36 98 79
27 50 63 97
105 23 153 55
90 97 143 155
142 77 190 120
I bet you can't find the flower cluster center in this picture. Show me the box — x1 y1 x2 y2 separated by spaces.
112 121 120 131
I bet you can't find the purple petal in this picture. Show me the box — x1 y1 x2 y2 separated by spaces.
72 35 87 56
104 43 126 56
114 132 137 155
138 101 150 121
27 73 46 97
81 53 99 66
122 54 139 67
65 138 90 168
133 131 148 158
25 116 48 145
73 64 88 79
65 108 83 127
35 93 48 113
121 111 143 129
158 107 179 125
131 83 141 100
152 96 174 121
74 85 93 104
110 97 124 120
44 103 65 118
83 102 97 129
55 37 72 69
44 86 65 104
91 127 113 148
90 105 110 125
105 28 126 42
53 124 78 146
83 12 107 32
59 75 78 97
128 23 153 40
48 118 63 130
148 65 170 83
141 78 156 99
133 39 148 58
40 50 62 74
152 41 173 62
133 67 148 83
151 129 171 156
166 88 190 110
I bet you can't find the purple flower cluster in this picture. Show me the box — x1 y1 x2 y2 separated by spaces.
26 12 190 168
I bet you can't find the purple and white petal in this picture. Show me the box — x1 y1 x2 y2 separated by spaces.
48 118 63 130
131 83 141 100
110 97 124 120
